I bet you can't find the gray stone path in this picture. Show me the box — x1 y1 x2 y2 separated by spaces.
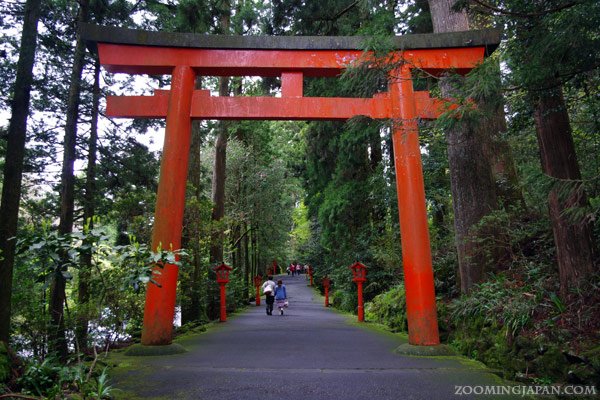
110 274 515 399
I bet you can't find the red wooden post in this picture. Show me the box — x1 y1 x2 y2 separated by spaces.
389 66 440 346
219 283 227 322
349 262 367 322
322 276 331 307
141 66 195 346
213 263 233 322
253 275 262 306
357 282 364 322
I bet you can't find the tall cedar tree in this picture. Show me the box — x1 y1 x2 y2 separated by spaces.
0 0 42 347
464 0 597 297
51 0 89 360
208 1 231 320
76 58 101 350
429 0 510 292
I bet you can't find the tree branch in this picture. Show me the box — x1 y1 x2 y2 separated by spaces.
231 226 255 248
332 0 359 21
468 0 583 18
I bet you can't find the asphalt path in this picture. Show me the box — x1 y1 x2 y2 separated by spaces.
111 274 515 399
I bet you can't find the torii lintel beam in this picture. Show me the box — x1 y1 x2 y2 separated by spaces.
81 23 500 77
106 90 452 121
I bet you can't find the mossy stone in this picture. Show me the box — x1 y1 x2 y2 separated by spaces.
395 343 456 356
567 364 597 385
583 345 600 372
124 343 187 356
514 335 534 351
531 346 567 379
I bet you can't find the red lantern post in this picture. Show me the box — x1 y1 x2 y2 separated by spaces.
349 262 367 322
253 275 262 306
213 263 233 322
322 276 331 307
308 266 314 286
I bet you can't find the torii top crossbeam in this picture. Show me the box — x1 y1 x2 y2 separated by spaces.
81 24 499 349
82 24 499 121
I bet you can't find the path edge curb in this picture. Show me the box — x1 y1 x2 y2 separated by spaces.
124 343 188 356
394 343 456 357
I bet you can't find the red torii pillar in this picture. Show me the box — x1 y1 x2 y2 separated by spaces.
390 66 439 345
84 25 498 348
142 66 195 345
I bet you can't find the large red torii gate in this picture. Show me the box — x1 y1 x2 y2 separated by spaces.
82 24 499 349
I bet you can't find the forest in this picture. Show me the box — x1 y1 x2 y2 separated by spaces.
1 0 599 398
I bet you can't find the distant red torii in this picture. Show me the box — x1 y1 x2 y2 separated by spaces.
82 24 500 349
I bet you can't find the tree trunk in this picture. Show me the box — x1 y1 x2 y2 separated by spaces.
429 0 515 292
0 0 42 347
51 0 89 360
251 225 258 275
207 78 229 321
208 2 231 266
243 221 250 300
209 79 230 266
181 77 206 325
532 83 596 297
369 123 386 233
76 57 101 351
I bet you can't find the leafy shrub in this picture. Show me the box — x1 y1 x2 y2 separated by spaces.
364 284 407 332
449 264 545 336
329 289 356 313
17 358 114 399
18 358 63 397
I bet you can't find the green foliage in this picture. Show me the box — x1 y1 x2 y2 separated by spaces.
89 367 113 400
11 223 184 358
289 201 310 258
18 358 114 399
18 358 63 397
467 206 554 271
449 265 544 336
364 284 407 332
115 238 186 291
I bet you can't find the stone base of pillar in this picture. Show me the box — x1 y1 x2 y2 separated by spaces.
394 343 455 357
125 343 187 356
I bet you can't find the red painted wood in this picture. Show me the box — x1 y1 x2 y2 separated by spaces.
281 72 303 97
357 282 364 322
105 90 453 121
219 284 227 322
141 66 195 346
97 44 484 76
390 67 440 346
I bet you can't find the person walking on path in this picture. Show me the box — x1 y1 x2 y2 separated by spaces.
274 279 287 315
262 275 276 315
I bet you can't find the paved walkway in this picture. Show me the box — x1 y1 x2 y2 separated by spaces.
110 274 514 399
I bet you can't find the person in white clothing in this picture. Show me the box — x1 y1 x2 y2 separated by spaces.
261 275 276 315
